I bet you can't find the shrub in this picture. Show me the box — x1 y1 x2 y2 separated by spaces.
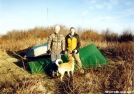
119 30 134 42
80 29 105 42
102 29 119 42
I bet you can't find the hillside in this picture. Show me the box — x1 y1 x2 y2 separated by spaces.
0 26 133 94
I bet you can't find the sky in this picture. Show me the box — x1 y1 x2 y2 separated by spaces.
0 0 134 35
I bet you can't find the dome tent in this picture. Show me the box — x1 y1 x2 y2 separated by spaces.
79 43 107 68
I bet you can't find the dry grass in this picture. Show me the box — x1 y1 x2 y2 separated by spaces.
53 60 132 94
104 41 133 62
0 25 133 94
0 74 46 93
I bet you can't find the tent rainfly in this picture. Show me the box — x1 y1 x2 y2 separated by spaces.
25 43 48 57
28 43 108 74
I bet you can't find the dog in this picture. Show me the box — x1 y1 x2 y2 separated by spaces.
55 55 75 81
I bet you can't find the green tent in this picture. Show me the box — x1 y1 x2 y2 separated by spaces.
28 43 108 74
28 55 68 74
79 43 108 69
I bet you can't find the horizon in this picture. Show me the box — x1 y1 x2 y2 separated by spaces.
0 0 134 35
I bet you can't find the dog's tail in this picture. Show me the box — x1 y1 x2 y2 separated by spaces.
55 59 63 67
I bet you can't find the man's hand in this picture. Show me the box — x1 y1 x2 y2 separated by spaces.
47 50 51 55
72 49 78 54
68 50 72 54
61 50 65 54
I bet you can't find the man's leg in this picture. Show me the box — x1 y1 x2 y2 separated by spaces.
73 53 84 73
51 51 57 77
51 51 61 76
55 51 61 71
56 51 61 60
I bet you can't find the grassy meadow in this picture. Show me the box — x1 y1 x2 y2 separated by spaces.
0 25 133 94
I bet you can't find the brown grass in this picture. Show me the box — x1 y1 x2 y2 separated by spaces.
53 60 132 94
0 73 47 93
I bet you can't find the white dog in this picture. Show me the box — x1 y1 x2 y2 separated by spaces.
55 55 75 81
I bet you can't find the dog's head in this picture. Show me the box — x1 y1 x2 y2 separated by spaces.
68 55 74 62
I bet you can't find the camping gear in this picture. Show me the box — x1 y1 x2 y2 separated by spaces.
28 43 108 74
79 43 107 68
28 54 68 74
25 43 48 57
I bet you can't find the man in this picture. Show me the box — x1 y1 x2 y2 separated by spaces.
65 27 84 74
47 25 65 77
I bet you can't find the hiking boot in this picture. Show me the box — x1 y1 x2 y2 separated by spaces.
51 71 58 78
52 71 55 77
79 69 84 74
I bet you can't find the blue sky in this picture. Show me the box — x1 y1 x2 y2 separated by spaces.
0 0 134 34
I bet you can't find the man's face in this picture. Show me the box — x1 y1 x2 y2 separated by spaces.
70 28 75 35
55 26 60 33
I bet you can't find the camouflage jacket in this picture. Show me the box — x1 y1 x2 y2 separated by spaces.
47 33 65 52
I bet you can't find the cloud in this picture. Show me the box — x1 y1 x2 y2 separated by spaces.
85 0 119 10
1 18 22 23
89 6 93 10
126 9 134 16
96 4 104 9
103 2 113 10
93 1 117 10
82 10 88 16
116 8 134 16
90 0 96 4
84 0 96 4
96 0 119 10
97 16 114 22
109 0 119 5
125 1 131 5
103 0 119 10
